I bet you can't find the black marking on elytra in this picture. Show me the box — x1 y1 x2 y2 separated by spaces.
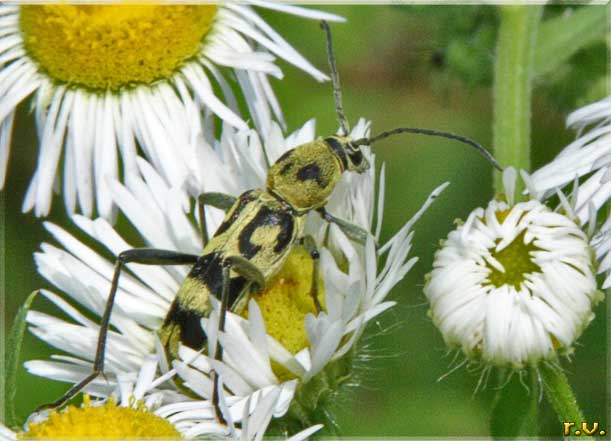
189 252 246 307
324 137 348 170
163 301 207 350
238 206 295 258
215 190 258 237
296 163 325 187
238 213 265 259
279 162 293 176
273 211 294 253
190 253 223 292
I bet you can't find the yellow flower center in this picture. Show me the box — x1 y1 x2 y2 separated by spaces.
486 229 543 290
19 396 181 439
243 246 325 380
19 5 218 91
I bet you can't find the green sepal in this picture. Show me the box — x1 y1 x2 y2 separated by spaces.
268 348 356 437
5 290 38 428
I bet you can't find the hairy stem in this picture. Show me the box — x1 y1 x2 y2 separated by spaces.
539 361 585 424
492 5 543 193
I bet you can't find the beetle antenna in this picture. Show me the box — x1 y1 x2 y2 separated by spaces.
352 127 502 171
320 20 350 136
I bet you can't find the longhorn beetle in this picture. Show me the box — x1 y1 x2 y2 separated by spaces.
39 21 501 421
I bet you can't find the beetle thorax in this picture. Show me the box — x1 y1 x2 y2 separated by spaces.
267 140 344 212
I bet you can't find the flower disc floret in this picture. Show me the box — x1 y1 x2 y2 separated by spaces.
244 246 325 356
20 5 217 91
486 229 543 289
425 198 601 368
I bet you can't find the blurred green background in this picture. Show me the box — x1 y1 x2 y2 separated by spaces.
2 4 609 437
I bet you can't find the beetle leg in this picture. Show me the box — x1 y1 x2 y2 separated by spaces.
36 249 199 412
211 256 265 425
300 235 322 313
225 255 265 294
317 207 375 247
197 192 237 245
211 262 231 425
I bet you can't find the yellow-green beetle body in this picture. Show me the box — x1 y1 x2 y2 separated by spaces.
160 136 369 359
160 189 306 358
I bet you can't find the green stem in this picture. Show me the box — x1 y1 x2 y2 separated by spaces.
492 5 543 193
521 369 540 436
539 361 585 424
490 368 539 439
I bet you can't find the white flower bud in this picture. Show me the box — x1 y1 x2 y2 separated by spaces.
425 196 602 368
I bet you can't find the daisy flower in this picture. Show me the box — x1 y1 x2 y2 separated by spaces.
0 3 342 219
15 355 321 439
424 95 610 368
25 116 446 435
17 358 182 439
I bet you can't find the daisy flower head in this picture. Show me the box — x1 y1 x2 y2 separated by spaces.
0 3 342 219
25 321 319 440
0 357 182 441
6 358 180 439
1 379 320 441
11 357 220 439
25 114 446 436
424 95 611 369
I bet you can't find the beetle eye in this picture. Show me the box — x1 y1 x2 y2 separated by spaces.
348 149 363 166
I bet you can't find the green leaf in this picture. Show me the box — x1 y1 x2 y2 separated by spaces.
534 5 609 78
490 369 539 439
5 290 38 427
